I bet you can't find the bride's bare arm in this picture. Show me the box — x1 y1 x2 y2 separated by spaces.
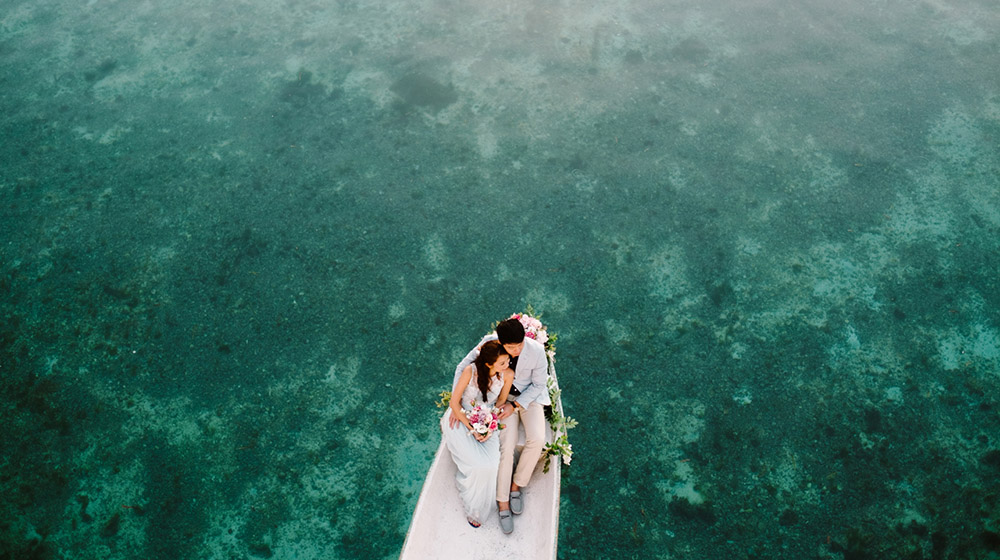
449 365 475 430
495 367 516 420
495 367 515 407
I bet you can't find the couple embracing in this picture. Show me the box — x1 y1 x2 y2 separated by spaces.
439 317 551 533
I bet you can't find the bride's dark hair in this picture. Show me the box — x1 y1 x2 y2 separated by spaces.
473 341 508 402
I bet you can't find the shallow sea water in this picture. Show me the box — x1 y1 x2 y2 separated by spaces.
2 0 1000 558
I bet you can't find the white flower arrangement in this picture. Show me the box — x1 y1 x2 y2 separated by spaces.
542 375 577 473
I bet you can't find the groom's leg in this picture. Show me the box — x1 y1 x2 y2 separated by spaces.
512 403 546 488
496 409 521 504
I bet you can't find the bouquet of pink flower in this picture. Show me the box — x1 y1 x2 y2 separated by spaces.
465 402 502 437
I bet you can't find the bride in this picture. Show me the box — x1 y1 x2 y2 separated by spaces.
441 340 514 527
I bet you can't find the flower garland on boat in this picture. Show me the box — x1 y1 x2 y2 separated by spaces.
506 308 575 473
541 376 576 473
508 309 552 348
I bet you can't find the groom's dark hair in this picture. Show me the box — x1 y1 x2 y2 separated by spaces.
496 318 525 345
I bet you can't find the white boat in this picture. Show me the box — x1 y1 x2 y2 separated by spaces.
400 350 566 560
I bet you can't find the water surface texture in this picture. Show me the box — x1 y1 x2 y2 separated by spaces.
2 0 1000 558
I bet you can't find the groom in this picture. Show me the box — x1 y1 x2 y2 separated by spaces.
454 318 550 534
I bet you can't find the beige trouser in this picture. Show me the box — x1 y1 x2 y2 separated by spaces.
497 402 546 502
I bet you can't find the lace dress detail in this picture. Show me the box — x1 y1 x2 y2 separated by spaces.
459 372 504 410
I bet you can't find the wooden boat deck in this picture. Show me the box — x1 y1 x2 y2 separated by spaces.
400 432 560 559
402 326 565 560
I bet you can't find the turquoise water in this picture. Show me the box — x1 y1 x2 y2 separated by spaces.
2 0 999 558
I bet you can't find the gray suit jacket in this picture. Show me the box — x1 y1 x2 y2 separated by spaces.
453 334 551 408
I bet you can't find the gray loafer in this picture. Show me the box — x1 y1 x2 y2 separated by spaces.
498 509 513 534
510 491 523 515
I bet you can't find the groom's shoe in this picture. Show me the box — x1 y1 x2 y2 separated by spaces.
509 491 523 515
498 510 514 534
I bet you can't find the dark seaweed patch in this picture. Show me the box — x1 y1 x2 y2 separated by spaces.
390 72 457 112
84 59 117 82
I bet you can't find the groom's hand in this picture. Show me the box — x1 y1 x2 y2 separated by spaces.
497 403 514 420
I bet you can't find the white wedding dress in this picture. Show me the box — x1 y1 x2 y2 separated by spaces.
440 370 505 524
